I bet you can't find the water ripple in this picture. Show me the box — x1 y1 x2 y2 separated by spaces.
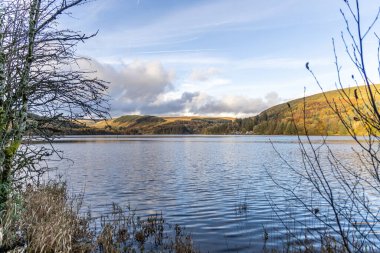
45 135 366 252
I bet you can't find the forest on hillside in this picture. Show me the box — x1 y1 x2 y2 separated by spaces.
62 86 370 136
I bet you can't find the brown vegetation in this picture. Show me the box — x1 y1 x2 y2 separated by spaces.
68 115 235 135
0 182 199 253
66 85 379 136
241 85 380 136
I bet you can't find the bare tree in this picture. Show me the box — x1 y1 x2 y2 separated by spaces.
0 0 108 208
269 0 380 252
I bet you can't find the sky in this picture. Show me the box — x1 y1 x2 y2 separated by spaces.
61 0 380 117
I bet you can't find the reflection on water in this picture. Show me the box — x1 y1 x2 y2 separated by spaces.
45 135 362 252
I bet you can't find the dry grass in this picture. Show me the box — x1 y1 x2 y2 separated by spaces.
77 119 100 127
20 183 93 252
95 203 198 253
162 116 235 123
0 182 199 253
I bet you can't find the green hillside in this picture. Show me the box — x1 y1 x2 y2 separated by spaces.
66 85 377 136
235 85 377 135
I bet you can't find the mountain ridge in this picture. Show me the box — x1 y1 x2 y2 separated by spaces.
65 85 375 135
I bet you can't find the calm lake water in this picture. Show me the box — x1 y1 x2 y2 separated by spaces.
46 135 360 252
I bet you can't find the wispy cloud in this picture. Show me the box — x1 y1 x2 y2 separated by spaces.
114 54 329 71
236 57 330 70
121 54 229 66
99 0 298 49
136 49 218 55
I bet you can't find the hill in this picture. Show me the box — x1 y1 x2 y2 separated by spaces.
64 85 376 136
234 85 376 135
77 115 236 135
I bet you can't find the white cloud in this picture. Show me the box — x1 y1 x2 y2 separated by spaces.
124 54 229 66
77 59 175 112
78 59 283 116
189 67 220 82
188 92 282 115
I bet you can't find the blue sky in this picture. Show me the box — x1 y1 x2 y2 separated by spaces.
62 0 380 116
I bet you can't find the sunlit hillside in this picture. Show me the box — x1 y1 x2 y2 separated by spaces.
241 85 379 135
77 115 235 135
72 85 378 136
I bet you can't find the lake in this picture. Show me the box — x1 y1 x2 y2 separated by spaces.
46 135 362 252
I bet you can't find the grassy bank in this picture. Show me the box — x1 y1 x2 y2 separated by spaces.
0 182 198 253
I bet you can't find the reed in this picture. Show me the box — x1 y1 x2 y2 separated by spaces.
0 182 199 253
